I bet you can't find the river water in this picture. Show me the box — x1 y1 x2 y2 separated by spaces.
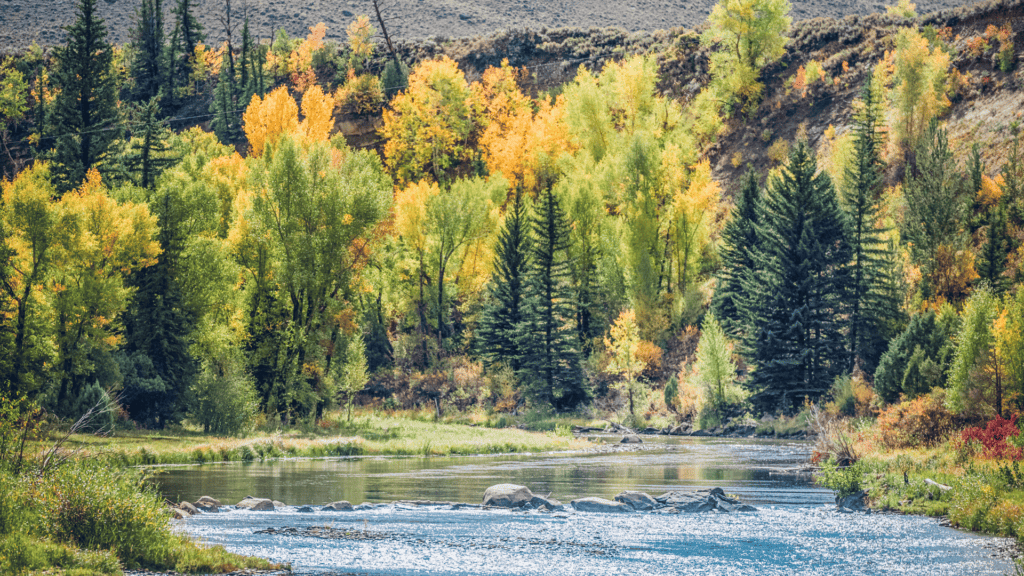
154 436 1015 575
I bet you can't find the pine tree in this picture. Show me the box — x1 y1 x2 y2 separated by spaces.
210 50 238 144
48 0 119 193
977 205 1010 294
518 187 589 411
121 96 177 188
746 143 851 412
167 0 204 101
238 16 253 104
129 0 165 101
712 168 762 342
118 191 195 427
477 189 532 369
843 78 899 372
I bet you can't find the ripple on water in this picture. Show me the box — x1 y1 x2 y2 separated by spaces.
181 505 1013 576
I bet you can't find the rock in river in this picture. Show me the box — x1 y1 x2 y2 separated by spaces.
179 501 200 515
614 490 658 511
483 484 534 508
571 497 632 513
323 501 354 511
235 497 275 511
620 435 643 444
655 487 756 513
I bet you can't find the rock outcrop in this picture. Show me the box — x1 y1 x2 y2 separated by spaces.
614 491 658 511
323 501 354 511
482 484 534 508
571 497 632 513
235 497 275 511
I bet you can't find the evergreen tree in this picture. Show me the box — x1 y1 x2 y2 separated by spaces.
129 0 165 101
238 16 253 104
210 50 238 144
118 191 195 427
48 0 119 193
712 167 762 342
167 0 204 101
874 306 957 403
477 189 532 369
977 205 1010 294
843 79 899 372
518 187 589 410
745 143 851 412
121 96 177 188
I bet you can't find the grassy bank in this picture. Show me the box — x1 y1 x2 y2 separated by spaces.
56 411 593 467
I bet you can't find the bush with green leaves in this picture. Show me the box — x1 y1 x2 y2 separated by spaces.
815 457 868 498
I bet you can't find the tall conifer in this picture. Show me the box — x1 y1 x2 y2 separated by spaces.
712 168 762 343
518 187 589 410
478 189 532 369
843 78 899 371
746 143 851 411
167 0 204 101
129 0 165 101
210 51 238 144
48 0 119 192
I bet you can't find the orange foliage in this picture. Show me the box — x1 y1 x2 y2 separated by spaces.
243 86 299 157
290 23 327 78
478 61 574 195
931 244 979 304
792 65 807 97
978 174 1006 207
877 390 961 448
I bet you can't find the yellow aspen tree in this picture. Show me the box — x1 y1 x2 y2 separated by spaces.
243 85 299 157
605 309 648 421
300 84 336 143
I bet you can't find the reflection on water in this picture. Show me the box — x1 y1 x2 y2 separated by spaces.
155 436 826 507
157 437 1015 575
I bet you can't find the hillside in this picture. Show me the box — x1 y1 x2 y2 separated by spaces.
0 0 974 53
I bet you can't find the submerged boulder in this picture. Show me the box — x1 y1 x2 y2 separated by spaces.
483 484 534 508
179 501 200 515
620 435 643 444
614 491 658 511
297 506 315 513
235 497 275 511
837 491 867 511
530 495 563 511
655 487 756 513
323 501 354 511
571 497 632 513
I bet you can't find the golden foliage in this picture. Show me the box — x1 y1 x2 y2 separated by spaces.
346 16 375 62
393 180 440 256
243 86 299 157
978 174 1005 207
300 84 336 143
931 244 978 305
290 22 327 78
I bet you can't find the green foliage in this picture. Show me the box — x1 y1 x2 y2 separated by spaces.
116 96 178 188
713 168 762 342
816 457 868 498
167 0 205 101
947 286 1006 417
128 0 165 101
874 306 957 403
701 0 792 113
47 0 120 192
692 313 741 425
381 58 410 100
745 143 852 410
210 51 238 144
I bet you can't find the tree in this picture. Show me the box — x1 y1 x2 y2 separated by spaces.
977 206 1010 294
0 59 29 179
879 27 950 153
713 168 762 341
381 57 483 186
604 309 647 420
843 79 900 372
477 188 532 369
210 50 239 144
242 85 298 157
701 0 792 111
692 313 739 428
745 143 851 411
119 96 178 188
518 187 589 411
874 305 957 403
901 122 972 303
168 0 205 101
947 287 1010 418
48 0 120 193
129 0 165 101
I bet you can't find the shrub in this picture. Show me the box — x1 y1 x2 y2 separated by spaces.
381 59 410 100
826 372 875 418
336 71 384 114
767 138 789 165
816 457 868 498
877 388 960 448
958 414 1023 460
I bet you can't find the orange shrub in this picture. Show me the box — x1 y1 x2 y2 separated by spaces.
877 389 962 448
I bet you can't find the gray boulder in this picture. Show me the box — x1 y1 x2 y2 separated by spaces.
272 500 287 508
235 497 274 511
196 495 222 506
614 491 658 511
179 501 200 515
571 497 632 513
171 508 190 519
483 484 534 508
837 491 867 511
297 506 314 513
620 435 643 444
530 495 563 511
322 501 354 511
654 487 756 513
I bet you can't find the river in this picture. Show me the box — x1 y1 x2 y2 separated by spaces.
154 435 1015 575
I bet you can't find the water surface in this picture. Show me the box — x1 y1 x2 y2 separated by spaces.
157 436 1014 575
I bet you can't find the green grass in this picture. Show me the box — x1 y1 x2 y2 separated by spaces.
51 411 592 467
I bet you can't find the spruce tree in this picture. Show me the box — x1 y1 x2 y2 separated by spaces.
746 143 851 412
843 79 899 372
210 50 238 144
977 205 1010 294
477 189 532 370
121 96 177 188
518 187 589 411
118 192 195 427
167 0 204 101
712 168 762 342
129 0 165 101
48 0 119 193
